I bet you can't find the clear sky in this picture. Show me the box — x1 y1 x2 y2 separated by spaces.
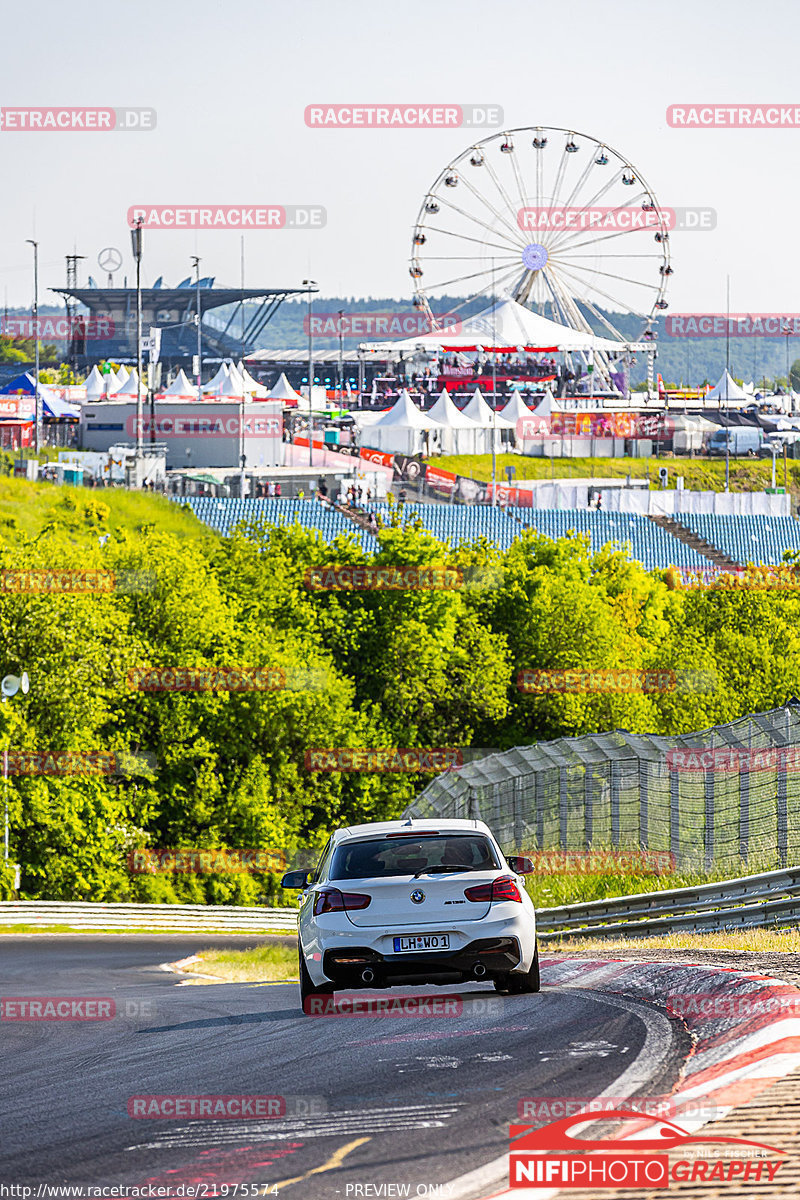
1 0 797 318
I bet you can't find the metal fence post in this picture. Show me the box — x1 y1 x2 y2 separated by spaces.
739 767 749 864
670 765 680 866
584 768 593 849
535 772 545 851
778 752 788 868
610 761 620 848
704 769 715 871
559 767 568 850
639 761 649 850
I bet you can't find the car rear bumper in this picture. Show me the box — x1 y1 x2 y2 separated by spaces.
322 936 521 988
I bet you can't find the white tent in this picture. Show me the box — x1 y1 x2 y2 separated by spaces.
266 372 305 402
365 389 442 455
237 362 269 398
115 364 130 386
202 363 233 396
461 387 513 429
104 369 120 396
227 363 246 394
115 369 144 397
499 392 539 423
84 366 106 399
426 388 482 454
705 371 750 403
160 369 198 399
360 296 641 355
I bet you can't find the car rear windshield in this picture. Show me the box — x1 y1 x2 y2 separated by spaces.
329 834 500 880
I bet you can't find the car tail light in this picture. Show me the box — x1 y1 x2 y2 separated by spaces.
313 888 372 915
464 875 522 903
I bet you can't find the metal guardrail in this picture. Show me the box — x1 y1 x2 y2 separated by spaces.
0 901 298 931
4 865 800 940
536 864 800 940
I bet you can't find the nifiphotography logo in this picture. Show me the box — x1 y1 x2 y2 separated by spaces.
509 1108 785 1188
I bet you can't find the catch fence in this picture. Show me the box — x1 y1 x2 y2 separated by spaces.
406 706 800 872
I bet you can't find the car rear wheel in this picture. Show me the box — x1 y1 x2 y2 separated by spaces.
495 941 540 994
299 947 334 1014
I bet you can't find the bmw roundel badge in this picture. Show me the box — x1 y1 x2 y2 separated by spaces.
411 889 426 904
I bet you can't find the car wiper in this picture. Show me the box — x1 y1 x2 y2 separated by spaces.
413 865 467 878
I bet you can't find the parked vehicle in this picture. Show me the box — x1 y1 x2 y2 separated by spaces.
706 426 764 456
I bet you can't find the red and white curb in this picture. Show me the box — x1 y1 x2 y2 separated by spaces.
445 956 800 1199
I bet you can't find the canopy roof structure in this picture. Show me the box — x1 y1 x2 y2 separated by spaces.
426 388 479 429
371 389 441 430
499 391 540 423
706 371 750 403
460 387 514 429
159 369 198 398
266 372 305 402
84 366 106 399
0 372 79 418
359 297 645 356
114 369 143 397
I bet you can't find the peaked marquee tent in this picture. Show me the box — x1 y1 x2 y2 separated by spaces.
366 388 442 455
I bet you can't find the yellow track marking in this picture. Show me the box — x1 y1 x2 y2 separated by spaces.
268 1136 371 1190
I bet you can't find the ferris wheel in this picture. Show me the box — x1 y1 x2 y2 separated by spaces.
410 126 671 369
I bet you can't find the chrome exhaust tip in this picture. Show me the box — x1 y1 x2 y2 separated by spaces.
362 967 375 984
473 962 487 978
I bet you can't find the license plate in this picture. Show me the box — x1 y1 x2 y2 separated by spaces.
393 934 450 953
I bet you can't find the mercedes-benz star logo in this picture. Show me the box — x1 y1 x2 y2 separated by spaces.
98 247 123 273
410 889 425 904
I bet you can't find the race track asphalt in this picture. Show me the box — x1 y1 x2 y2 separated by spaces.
0 936 687 1199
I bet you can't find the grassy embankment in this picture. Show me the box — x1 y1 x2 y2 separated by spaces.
0 476 215 546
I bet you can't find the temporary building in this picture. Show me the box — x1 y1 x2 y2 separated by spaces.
705 371 750 404
159 369 198 399
0 372 79 418
266 372 305 403
360 296 642 355
365 389 442 455
115 364 130 386
237 362 269 398
426 388 482 454
84 366 106 399
115 369 145 398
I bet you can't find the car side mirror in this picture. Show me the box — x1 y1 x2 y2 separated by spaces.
281 869 312 889
506 855 535 875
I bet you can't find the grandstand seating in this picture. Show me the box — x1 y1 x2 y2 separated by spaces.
181 497 800 574
671 514 800 567
365 503 709 571
177 497 379 553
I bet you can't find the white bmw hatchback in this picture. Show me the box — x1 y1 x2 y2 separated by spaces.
281 817 539 1012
